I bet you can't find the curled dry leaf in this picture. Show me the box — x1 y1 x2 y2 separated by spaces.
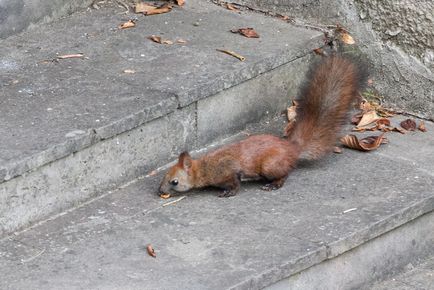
119 19 135 29
341 32 355 45
160 193 171 199
148 35 173 45
283 100 297 136
146 244 156 258
176 39 187 44
175 0 185 6
400 119 417 131
340 133 387 151
357 110 380 128
135 3 172 15
216 49 245 61
231 28 259 38
226 3 239 11
333 146 343 154
418 121 427 132
351 113 363 125
394 127 406 134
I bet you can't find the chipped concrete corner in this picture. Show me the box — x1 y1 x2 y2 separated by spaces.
232 0 434 120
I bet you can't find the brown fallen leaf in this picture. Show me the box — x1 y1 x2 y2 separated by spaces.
216 49 245 61
394 127 407 134
146 244 156 258
136 3 172 15
160 193 171 199
286 100 297 121
226 3 239 11
340 133 387 151
418 121 427 132
119 19 135 29
400 119 417 131
351 113 363 125
148 35 173 45
333 146 343 154
176 39 187 44
231 28 259 38
175 0 185 6
279 15 290 21
341 32 355 45
135 2 156 13
376 118 391 127
57 53 84 59
357 110 380 127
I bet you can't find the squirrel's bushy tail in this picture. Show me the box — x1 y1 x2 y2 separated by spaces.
288 55 369 159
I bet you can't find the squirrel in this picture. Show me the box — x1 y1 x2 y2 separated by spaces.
159 55 368 197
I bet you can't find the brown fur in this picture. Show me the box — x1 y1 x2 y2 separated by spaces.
159 55 368 197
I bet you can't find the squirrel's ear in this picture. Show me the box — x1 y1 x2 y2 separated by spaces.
178 151 192 170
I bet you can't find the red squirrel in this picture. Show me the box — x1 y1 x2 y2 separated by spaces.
159 55 368 197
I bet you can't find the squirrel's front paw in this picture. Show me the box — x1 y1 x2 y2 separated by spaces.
261 184 279 191
218 190 237 198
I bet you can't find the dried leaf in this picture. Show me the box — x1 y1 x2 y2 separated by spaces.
119 19 135 29
351 113 363 125
136 3 171 15
123 69 136 74
135 2 157 13
279 15 290 21
148 35 173 45
286 101 297 122
57 53 84 59
226 3 239 11
357 110 380 127
160 193 171 199
333 146 343 154
231 28 259 38
400 119 417 131
341 32 355 45
394 127 406 134
176 39 187 44
176 0 185 6
146 244 156 258
418 121 427 132
340 134 387 151
376 118 391 127
216 49 245 61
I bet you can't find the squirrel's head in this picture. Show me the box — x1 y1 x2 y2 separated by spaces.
159 151 195 195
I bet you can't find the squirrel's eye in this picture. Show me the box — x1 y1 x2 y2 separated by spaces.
170 179 178 186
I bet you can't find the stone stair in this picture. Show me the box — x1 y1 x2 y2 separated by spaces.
0 0 322 237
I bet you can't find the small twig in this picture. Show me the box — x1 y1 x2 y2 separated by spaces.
162 196 186 207
343 208 357 214
216 49 245 61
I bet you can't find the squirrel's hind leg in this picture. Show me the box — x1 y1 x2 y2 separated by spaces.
217 173 241 198
261 175 288 191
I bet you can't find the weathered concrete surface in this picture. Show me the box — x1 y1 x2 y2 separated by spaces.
0 0 323 236
0 0 93 39
267 210 434 290
370 255 434 290
0 106 196 237
229 0 434 119
0 117 433 290
0 0 322 182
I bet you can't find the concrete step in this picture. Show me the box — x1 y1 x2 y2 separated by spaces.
0 0 323 237
370 255 434 290
1 116 433 290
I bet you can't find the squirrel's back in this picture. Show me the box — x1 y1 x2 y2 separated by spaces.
289 55 369 159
